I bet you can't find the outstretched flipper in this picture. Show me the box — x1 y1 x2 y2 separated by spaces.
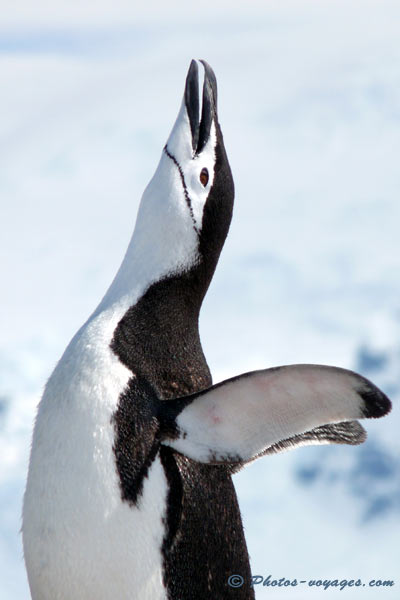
160 364 391 465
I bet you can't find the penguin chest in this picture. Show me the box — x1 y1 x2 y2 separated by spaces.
23 333 169 600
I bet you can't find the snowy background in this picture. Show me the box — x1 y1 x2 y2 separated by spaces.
1 0 399 597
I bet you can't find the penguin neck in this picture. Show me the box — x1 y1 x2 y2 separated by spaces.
110 261 214 399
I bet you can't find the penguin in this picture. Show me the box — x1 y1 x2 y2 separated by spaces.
22 60 391 600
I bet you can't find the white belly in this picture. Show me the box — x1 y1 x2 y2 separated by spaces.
22 316 169 600
24 457 168 600
24 456 168 600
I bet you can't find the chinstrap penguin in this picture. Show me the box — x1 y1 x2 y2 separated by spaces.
22 60 392 600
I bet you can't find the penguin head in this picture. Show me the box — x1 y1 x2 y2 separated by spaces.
99 60 234 311
162 59 234 263
180 60 235 273
134 60 233 280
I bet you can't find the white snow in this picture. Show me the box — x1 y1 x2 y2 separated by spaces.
1 1 399 598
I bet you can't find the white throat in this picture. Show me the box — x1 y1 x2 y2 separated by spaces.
94 101 216 319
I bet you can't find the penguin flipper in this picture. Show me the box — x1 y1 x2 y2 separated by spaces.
160 364 391 465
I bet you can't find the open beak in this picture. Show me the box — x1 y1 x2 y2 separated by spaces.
184 59 218 155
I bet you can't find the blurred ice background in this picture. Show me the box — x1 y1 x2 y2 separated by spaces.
1 0 399 597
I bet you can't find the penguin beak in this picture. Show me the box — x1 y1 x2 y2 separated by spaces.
185 59 218 155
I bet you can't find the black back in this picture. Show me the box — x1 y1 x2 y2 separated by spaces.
111 269 254 599
110 69 255 599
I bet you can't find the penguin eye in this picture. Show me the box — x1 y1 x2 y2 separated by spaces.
199 168 209 187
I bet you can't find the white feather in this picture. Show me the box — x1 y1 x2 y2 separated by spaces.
22 59 219 599
23 313 168 600
164 365 368 463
